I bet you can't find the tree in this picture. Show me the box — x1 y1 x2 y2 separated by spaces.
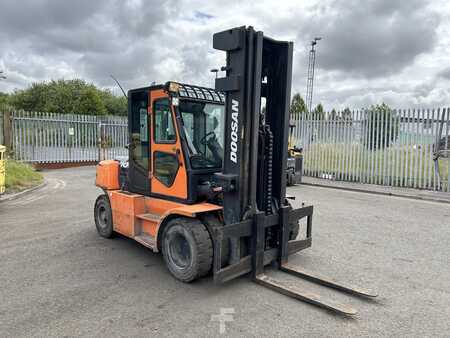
289 93 307 119
313 103 325 120
341 107 353 121
363 103 399 150
0 92 9 107
101 90 127 116
8 79 127 116
329 108 338 120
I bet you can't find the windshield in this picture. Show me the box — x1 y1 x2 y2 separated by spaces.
178 100 224 169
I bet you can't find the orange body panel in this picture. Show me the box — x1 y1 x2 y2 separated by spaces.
96 160 120 190
107 189 222 251
149 90 188 199
108 191 145 237
145 197 222 217
141 220 157 237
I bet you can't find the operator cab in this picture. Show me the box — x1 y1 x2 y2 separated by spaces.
126 81 225 204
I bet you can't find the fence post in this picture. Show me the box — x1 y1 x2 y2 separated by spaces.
97 121 102 162
3 111 12 150
0 111 3 145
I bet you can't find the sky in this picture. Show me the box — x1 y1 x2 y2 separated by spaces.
1 0 450 110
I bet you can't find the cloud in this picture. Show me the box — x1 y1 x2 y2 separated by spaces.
438 67 450 80
193 11 214 20
0 0 449 110
295 0 440 78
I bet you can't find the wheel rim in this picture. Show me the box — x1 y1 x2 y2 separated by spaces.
167 232 192 269
97 205 108 229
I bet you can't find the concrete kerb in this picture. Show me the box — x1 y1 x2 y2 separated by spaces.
0 179 47 203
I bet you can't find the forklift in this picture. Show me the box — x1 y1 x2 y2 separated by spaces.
286 122 303 186
94 26 376 315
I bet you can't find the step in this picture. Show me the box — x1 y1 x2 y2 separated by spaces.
136 213 161 223
134 232 157 251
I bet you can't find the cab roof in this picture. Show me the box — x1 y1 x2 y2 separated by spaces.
128 81 225 105
175 82 225 104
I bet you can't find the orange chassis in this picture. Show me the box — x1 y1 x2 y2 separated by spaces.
95 159 222 251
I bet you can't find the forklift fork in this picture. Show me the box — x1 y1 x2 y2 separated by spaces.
213 204 377 316
252 206 377 316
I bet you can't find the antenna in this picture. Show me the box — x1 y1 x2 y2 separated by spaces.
110 75 127 99
305 37 321 113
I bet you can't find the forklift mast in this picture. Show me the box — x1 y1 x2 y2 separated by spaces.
214 26 293 224
211 26 314 282
209 28 377 314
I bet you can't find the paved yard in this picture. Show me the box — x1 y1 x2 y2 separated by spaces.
1 166 449 337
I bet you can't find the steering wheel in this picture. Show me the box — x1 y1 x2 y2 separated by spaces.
200 131 216 145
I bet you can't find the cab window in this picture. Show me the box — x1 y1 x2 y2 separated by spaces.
130 91 149 170
154 99 176 143
154 151 179 186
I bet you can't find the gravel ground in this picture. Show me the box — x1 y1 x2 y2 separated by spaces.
1 166 449 337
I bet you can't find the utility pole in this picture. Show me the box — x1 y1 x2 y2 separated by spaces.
305 37 321 113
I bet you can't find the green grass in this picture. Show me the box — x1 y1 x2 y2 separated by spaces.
302 143 450 190
5 160 43 193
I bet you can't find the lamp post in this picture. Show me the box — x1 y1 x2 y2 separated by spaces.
210 68 219 79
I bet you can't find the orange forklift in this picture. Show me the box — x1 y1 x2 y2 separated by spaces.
94 26 376 315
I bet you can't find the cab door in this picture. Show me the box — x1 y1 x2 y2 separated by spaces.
127 89 150 195
150 90 188 200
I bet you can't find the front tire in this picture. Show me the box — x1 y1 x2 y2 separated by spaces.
161 218 213 282
94 194 114 238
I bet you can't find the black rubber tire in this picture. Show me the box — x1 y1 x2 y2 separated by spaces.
161 218 213 282
198 214 229 268
94 194 114 238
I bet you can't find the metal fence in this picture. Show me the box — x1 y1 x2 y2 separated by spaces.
3 107 450 192
8 110 127 163
292 108 450 192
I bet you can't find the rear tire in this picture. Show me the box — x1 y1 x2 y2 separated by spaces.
161 218 213 282
94 194 114 238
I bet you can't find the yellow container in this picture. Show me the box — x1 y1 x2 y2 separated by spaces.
0 145 5 194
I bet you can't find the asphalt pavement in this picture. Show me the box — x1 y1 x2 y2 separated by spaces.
1 166 449 337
